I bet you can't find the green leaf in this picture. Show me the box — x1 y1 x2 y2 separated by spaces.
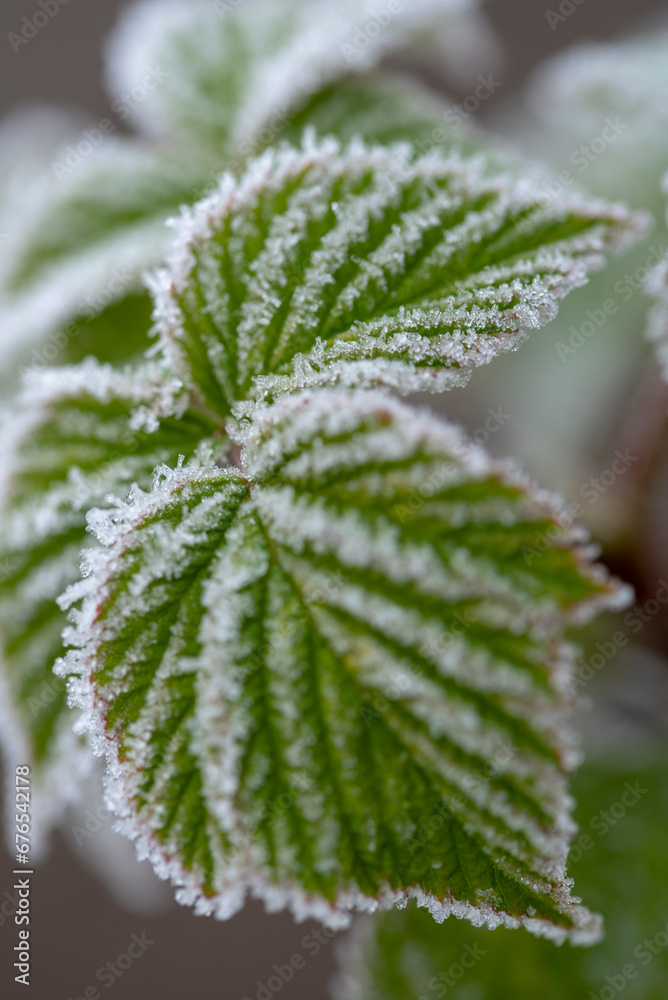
0 361 217 849
281 74 487 153
0 142 216 369
105 0 488 152
333 752 668 1000
150 136 645 417
61 389 622 938
0 1 491 373
55 292 156 368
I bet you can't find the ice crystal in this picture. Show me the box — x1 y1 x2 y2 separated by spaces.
0 361 217 843
0 0 491 370
332 756 668 996
151 135 644 412
0 10 648 940
57 389 624 940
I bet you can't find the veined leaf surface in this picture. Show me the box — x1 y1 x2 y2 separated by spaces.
151 136 645 415
61 390 623 940
0 361 215 850
332 755 668 1000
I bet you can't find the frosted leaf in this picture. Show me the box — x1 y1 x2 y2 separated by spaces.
281 73 487 155
331 755 668 998
513 24 668 212
105 0 494 151
646 173 668 379
0 360 217 850
60 388 625 941
151 135 645 414
0 1 489 372
527 25 668 142
0 140 215 368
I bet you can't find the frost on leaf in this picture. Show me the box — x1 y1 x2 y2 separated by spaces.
0 141 214 367
331 756 668 999
0 360 215 852
105 0 493 152
281 74 483 154
60 389 624 941
517 25 668 211
0 0 489 371
151 135 644 414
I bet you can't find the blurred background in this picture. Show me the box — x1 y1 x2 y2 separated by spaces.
1 0 667 997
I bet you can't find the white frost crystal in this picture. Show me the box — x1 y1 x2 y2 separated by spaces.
0 361 211 851
151 135 645 410
105 0 496 148
58 389 624 942
0 12 647 941
0 0 493 370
